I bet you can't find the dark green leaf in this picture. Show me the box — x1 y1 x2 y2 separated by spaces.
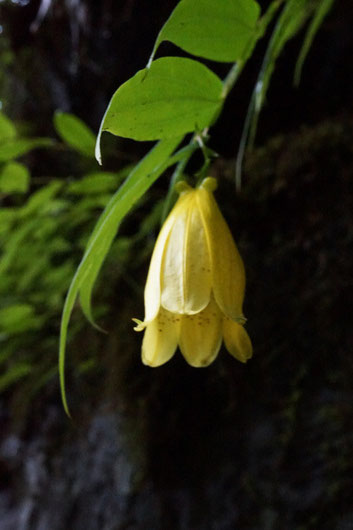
294 0 335 85
0 363 33 393
236 0 314 187
254 0 312 113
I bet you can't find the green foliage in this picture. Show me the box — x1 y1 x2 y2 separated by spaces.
0 363 33 394
58 0 336 413
150 0 260 62
0 304 40 334
236 0 335 186
0 112 134 395
54 111 96 157
67 171 129 195
294 0 335 85
59 136 183 414
99 57 223 141
0 161 30 193
0 137 53 162
0 110 54 165
0 111 16 141
254 0 311 113
0 1 336 411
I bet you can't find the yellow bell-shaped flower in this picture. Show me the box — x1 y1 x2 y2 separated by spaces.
133 177 252 367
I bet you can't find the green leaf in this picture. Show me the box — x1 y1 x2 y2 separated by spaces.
236 0 314 187
254 0 312 113
294 0 335 86
0 138 53 162
59 136 182 416
54 112 96 157
97 57 223 144
151 0 260 63
0 112 16 141
0 161 30 193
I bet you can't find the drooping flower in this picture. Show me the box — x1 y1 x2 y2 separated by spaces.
133 177 252 367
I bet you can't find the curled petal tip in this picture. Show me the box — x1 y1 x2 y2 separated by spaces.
132 318 146 332
223 319 253 363
175 181 192 194
200 177 217 192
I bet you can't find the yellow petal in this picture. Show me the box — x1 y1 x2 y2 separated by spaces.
197 186 245 320
142 308 179 367
222 318 252 363
143 194 188 322
161 191 212 315
179 298 222 367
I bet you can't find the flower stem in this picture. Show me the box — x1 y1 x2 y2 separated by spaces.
161 138 198 223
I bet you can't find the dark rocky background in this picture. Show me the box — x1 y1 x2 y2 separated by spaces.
0 1 353 529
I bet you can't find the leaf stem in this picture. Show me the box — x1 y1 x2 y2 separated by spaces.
222 61 244 99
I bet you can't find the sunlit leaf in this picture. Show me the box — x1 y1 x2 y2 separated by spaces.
54 112 96 157
97 57 223 144
151 0 260 63
0 161 30 193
